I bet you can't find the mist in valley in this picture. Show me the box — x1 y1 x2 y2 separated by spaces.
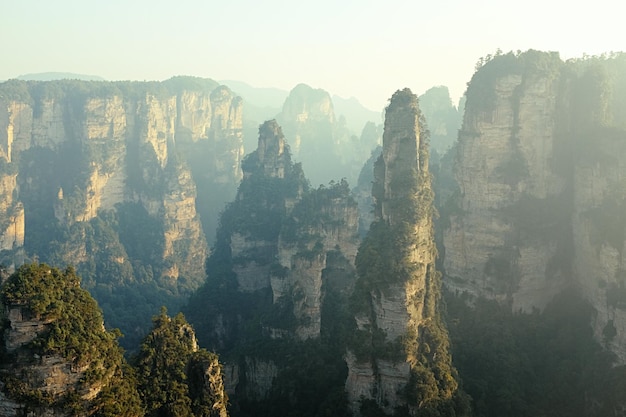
1 2 625 416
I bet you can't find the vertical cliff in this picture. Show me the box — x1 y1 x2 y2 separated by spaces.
443 51 568 311
441 51 626 415
566 57 626 362
185 120 360 415
277 84 378 187
443 51 626 349
0 77 243 348
346 89 465 416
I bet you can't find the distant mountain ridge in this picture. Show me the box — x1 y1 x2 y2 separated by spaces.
16 71 106 81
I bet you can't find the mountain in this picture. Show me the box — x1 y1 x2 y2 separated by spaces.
441 49 626 415
185 90 466 416
16 72 106 81
345 88 467 416
277 83 380 187
331 94 382 133
185 119 360 415
0 76 244 348
218 80 287 156
418 86 462 153
0 263 143 416
218 80 287 109
0 263 230 417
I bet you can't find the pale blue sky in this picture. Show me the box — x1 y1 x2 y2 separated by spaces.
3 0 624 111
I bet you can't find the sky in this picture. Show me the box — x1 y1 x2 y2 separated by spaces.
3 0 624 111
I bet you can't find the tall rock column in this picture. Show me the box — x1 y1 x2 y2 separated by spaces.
443 51 568 311
346 89 464 416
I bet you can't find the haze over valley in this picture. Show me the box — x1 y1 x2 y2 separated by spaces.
1 2 625 417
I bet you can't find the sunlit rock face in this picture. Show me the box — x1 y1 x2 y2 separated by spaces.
0 78 243 344
442 51 626 362
443 54 568 311
346 89 461 415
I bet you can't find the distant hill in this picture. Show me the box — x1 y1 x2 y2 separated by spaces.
332 94 382 132
219 79 288 108
17 71 106 81
220 79 382 134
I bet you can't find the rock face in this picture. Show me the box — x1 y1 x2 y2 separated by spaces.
277 84 379 187
572 134 626 360
0 263 142 417
444 52 567 311
442 51 626 362
0 173 24 264
277 84 335 159
2 303 89 417
186 120 360 413
0 77 243 347
346 89 463 415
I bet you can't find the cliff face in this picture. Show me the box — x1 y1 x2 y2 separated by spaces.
570 120 626 361
277 84 379 187
0 77 243 347
186 120 360 413
0 173 24 258
2 303 95 417
277 83 335 159
444 52 568 310
442 51 626 363
0 263 143 417
346 89 464 416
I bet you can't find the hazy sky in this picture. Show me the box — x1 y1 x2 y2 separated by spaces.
3 0 624 111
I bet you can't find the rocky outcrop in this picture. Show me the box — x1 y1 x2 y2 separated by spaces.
572 135 626 361
277 84 378 187
0 77 243 347
0 263 142 417
442 51 626 363
443 52 567 311
0 174 24 255
186 120 360 412
277 84 335 159
346 89 463 415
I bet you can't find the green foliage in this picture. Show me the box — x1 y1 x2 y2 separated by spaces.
446 289 625 417
0 79 34 103
220 146 308 243
135 309 227 417
282 178 355 243
162 76 219 94
0 263 143 416
466 50 562 115
350 90 464 414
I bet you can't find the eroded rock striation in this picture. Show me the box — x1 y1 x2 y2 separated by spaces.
346 89 466 415
442 51 626 364
186 119 360 414
0 77 243 347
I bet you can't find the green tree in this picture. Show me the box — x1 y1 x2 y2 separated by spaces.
0 263 143 416
135 308 228 417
